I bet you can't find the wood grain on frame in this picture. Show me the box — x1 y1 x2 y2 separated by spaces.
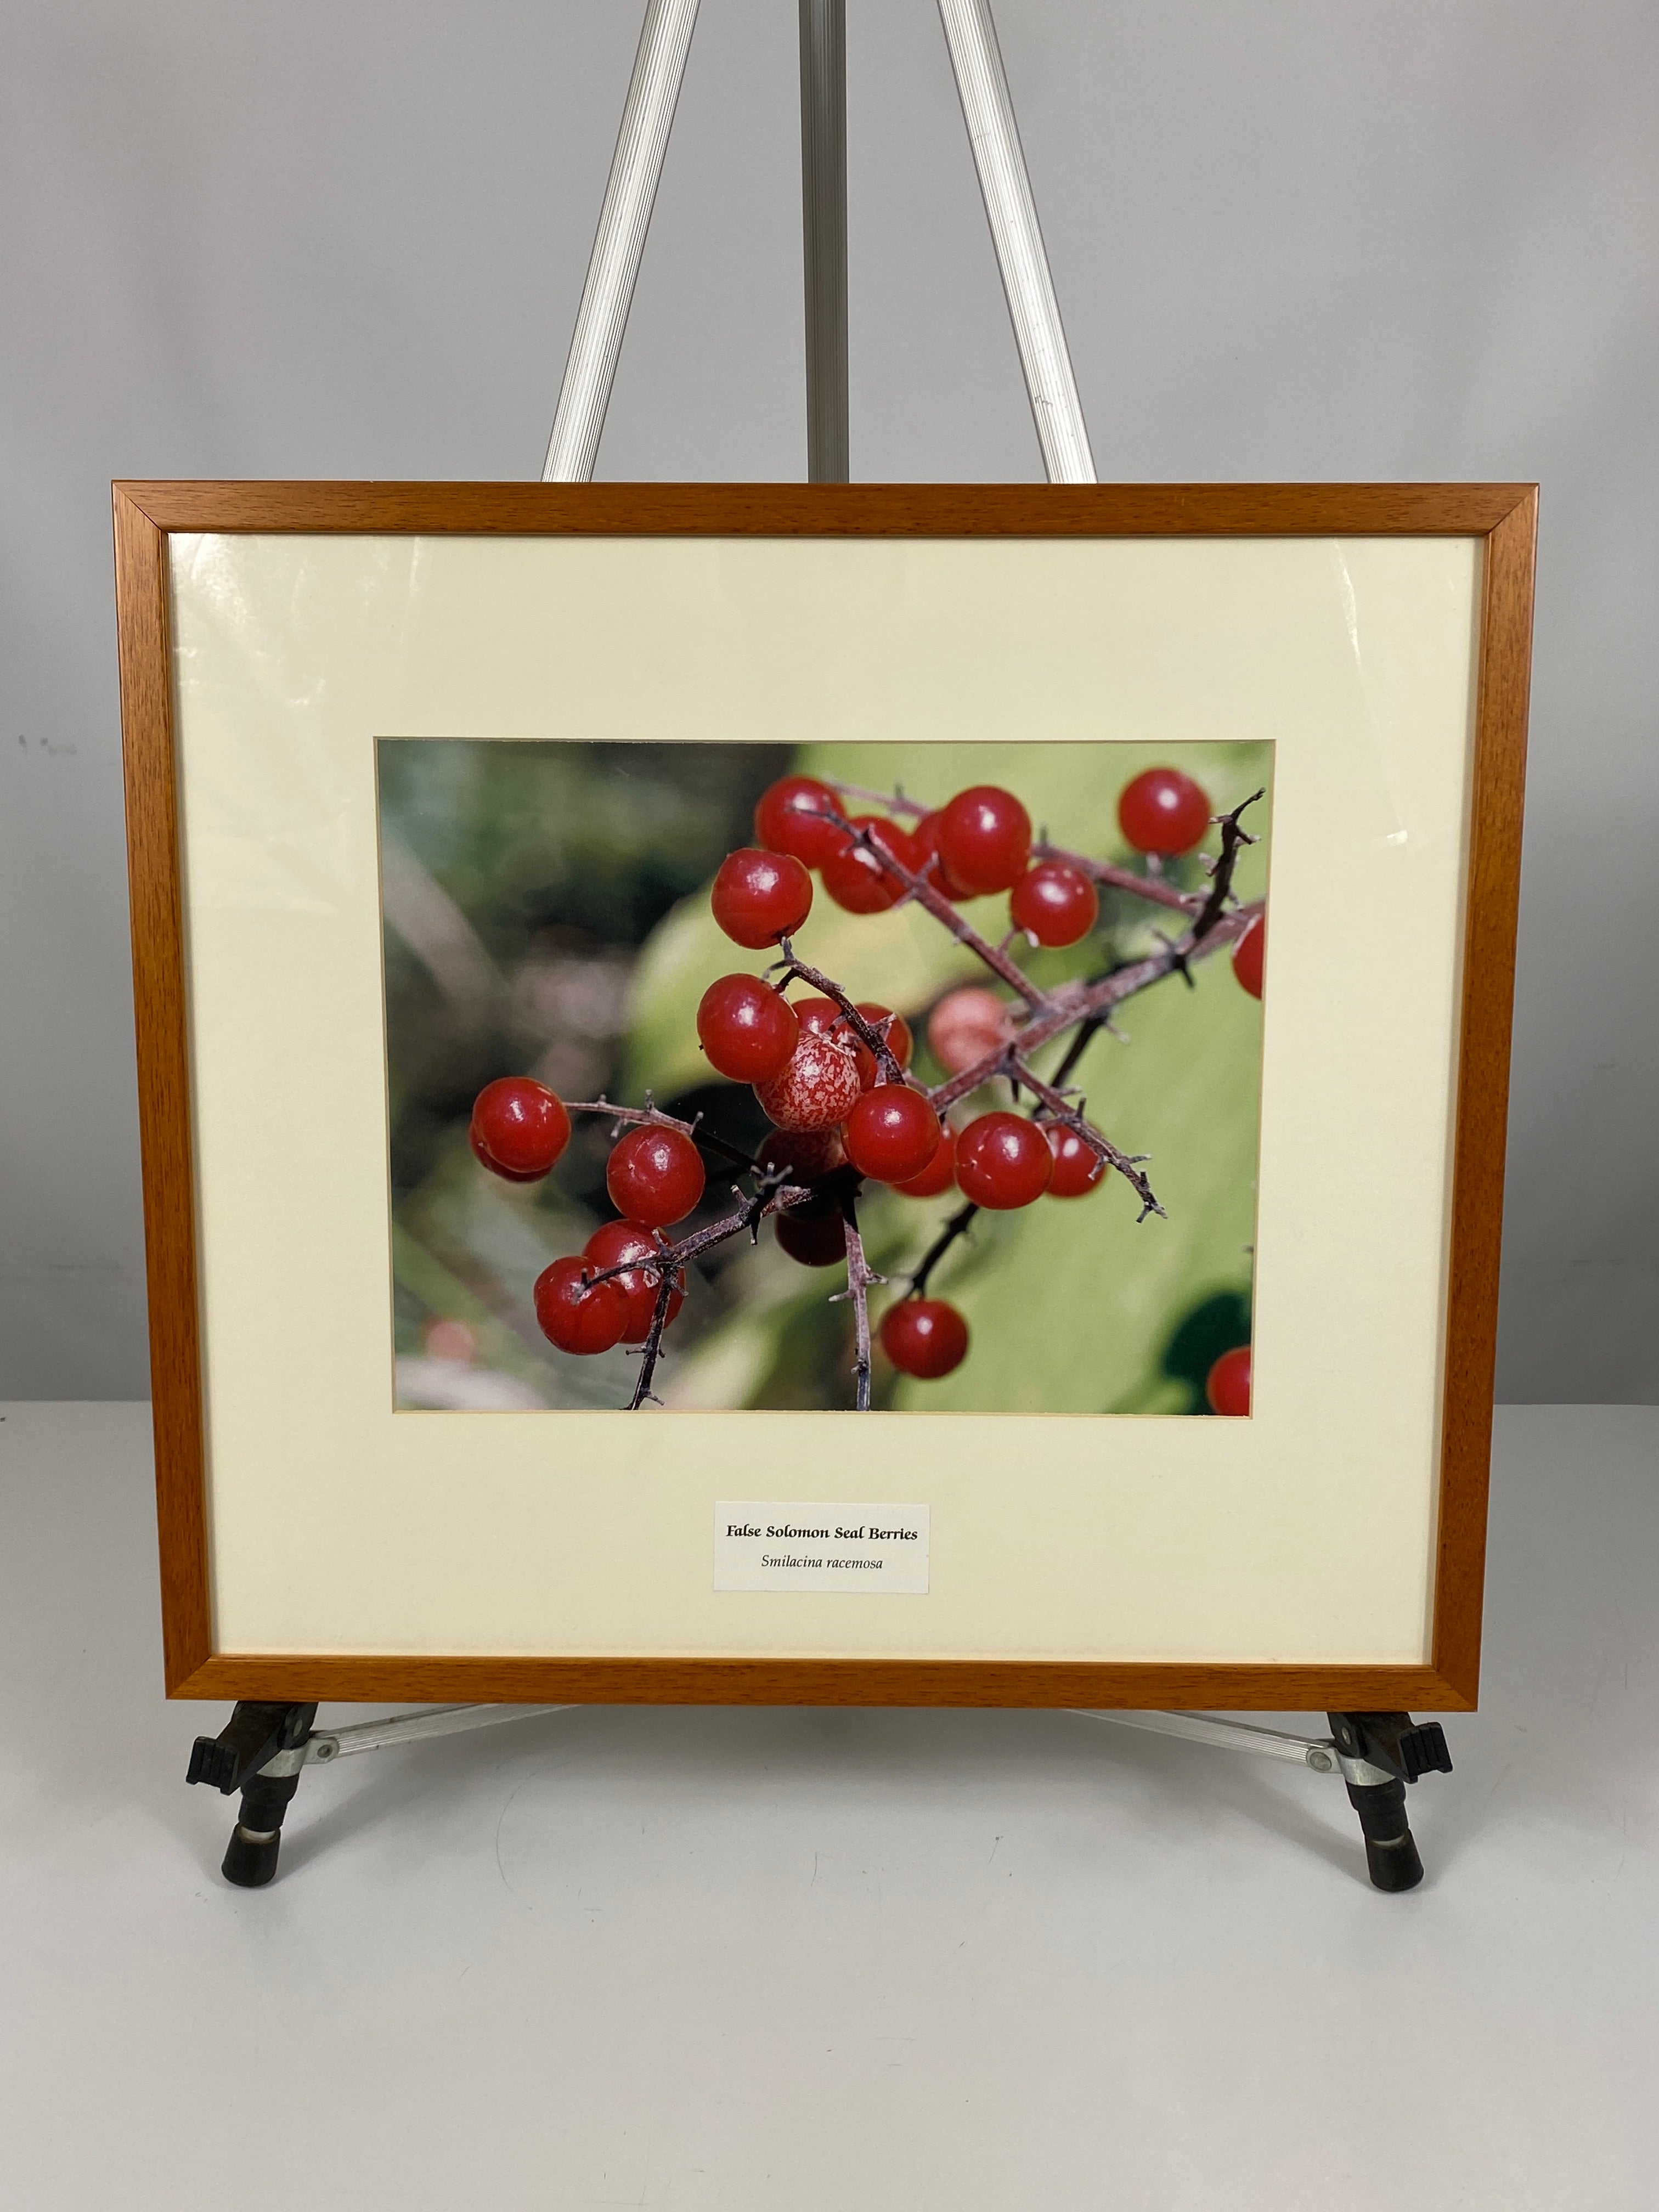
114 487 212 1688
116 479 1532 540
112 482 1537 1710
1429 489 1538 1702
175 1655 1474 1709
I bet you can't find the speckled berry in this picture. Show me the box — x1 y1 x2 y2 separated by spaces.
754 1031 863 1132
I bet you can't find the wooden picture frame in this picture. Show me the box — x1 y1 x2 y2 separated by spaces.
114 481 1535 1710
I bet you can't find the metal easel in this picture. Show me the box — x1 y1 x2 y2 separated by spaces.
186 0 1451 1889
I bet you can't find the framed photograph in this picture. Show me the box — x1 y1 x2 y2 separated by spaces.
115 482 1534 1708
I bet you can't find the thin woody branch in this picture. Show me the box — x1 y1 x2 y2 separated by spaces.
771 942 910 1085
832 1193 884 1411
927 898 1264 1111
825 779 1212 922
565 1096 758 1173
627 1270 678 1409
825 810 1053 1013
1030 841 1201 916
1009 1058 1162 1221
611 1180 815 1410
1188 791 1263 947
824 777 929 820
905 1201 979 1297
565 1095 694 1134
582 1181 814 1301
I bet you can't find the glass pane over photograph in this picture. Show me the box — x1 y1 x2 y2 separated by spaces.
379 737 1273 1418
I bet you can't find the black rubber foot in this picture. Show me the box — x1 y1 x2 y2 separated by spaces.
1344 1774 1424 1893
1364 1828 1424 1892
222 1825 282 1887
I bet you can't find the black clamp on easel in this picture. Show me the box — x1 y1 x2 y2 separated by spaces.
186 1702 318 1888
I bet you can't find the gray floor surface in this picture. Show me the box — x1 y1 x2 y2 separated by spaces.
1 1401 1654 2210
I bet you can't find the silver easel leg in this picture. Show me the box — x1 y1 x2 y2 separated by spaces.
799 0 850 481
542 0 701 483
936 0 1096 483
187 1702 1448 1889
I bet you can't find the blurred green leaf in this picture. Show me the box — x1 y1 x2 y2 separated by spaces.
889 953 1262 1413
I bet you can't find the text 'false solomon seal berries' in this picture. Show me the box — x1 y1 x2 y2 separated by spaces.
711 848 814 949
470 1076 571 1181
880 1298 969 1379
605 1125 706 1228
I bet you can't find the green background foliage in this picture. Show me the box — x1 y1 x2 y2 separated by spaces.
379 737 1269 1415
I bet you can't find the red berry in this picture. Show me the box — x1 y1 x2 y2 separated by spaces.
696 974 800 1083
880 1299 969 1379
606 1125 706 1227
1009 861 1099 947
710 847 814 948
759 1125 845 1182
912 809 978 900
1232 915 1265 1000
754 1031 862 1132
469 1124 543 1183
936 786 1031 896
926 988 1012 1077
1206 1345 1251 1415
820 816 922 914
954 1112 1053 1209
583 1220 684 1343
843 1086 942 1184
470 1076 571 1180
753 775 845 868
892 1124 956 1198
1045 1122 1105 1198
775 1207 848 1267
1117 766 1212 856
533 1257 629 1355
793 996 848 1042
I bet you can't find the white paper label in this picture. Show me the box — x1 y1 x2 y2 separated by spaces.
714 1502 929 1593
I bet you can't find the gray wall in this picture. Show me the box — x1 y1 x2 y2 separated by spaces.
2 0 1654 1402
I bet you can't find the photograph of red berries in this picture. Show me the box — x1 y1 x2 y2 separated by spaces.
381 735 1271 1418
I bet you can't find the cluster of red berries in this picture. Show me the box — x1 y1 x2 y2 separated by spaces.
727 773 1106 946
465 763 1263 1403
470 1079 703 1358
